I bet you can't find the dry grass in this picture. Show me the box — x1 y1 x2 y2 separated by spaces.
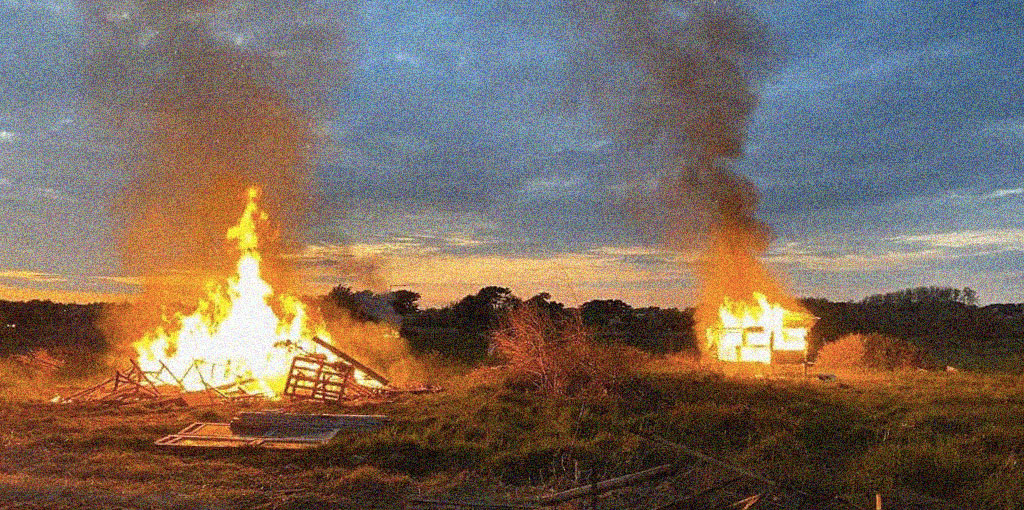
2 357 1024 509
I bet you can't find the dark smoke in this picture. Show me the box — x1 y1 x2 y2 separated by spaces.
81 0 353 292
570 1 795 347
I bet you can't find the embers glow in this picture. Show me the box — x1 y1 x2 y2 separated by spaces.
132 187 344 395
706 292 813 364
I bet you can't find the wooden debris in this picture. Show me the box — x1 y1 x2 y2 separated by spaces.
155 422 338 450
653 476 743 510
59 361 163 404
645 435 869 510
534 463 680 505
156 411 391 450
732 493 763 510
645 435 777 487
405 498 538 510
411 464 680 510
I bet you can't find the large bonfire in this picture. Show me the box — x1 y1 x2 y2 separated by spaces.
132 187 376 395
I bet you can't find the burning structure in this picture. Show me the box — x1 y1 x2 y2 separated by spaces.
575 1 811 364
131 187 387 397
75 0 405 392
706 292 815 364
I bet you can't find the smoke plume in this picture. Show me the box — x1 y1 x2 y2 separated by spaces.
572 1 799 350
82 0 350 298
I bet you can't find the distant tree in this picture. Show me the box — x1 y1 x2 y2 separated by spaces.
389 290 421 316
400 287 521 362
861 286 978 307
324 285 378 321
580 299 632 327
0 299 109 367
806 286 1011 358
451 286 520 332
523 292 566 319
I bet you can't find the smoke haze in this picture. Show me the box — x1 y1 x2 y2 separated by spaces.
81 0 350 295
572 1 799 349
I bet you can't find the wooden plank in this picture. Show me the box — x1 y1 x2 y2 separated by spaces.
534 463 679 505
310 336 389 386
645 436 777 487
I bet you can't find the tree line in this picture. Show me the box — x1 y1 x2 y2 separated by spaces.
328 284 1024 361
2 285 1023 365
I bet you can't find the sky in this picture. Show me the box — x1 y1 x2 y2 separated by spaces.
0 0 1022 307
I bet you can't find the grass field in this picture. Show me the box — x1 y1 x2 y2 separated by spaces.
1 358 1023 509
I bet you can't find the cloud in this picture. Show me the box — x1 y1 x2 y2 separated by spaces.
0 269 66 284
899 229 1024 250
768 226 1024 275
983 188 1024 199
90 275 144 287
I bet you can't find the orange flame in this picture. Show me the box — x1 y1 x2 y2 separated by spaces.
132 187 355 394
707 292 813 364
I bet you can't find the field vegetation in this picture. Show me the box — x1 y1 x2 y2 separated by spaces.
3 356 1024 508
2 286 1024 509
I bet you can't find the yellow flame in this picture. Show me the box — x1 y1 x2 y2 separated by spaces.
707 292 813 363
133 187 338 394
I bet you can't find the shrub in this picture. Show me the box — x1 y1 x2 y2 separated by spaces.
813 334 867 369
814 333 932 370
492 303 642 396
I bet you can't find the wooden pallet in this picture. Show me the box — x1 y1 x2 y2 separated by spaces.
282 355 354 402
155 422 340 450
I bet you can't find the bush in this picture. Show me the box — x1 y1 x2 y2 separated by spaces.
815 333 932 370
492 303 642 396
813 334 867 369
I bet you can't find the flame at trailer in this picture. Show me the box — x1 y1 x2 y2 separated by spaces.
706 292 814 364
132 187 355 394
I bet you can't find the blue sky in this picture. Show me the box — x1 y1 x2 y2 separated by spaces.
0 0 1022 306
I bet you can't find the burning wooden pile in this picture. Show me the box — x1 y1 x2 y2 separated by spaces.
55 340 391 407
57 361 163 405
80 187 402 405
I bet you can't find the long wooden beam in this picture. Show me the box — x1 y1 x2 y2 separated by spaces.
406 498 537 510
645 435 869 510
534 463 679 505
310 336 390 386
644 435 777 487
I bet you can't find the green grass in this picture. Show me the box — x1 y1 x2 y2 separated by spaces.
2 361 1023 509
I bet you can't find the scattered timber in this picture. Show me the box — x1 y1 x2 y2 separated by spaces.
406 499 538 510
157 411 391 450
533 463 679 505
409 463 681 509
644 435 869 510
644 435 777 487
59 361 162 404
